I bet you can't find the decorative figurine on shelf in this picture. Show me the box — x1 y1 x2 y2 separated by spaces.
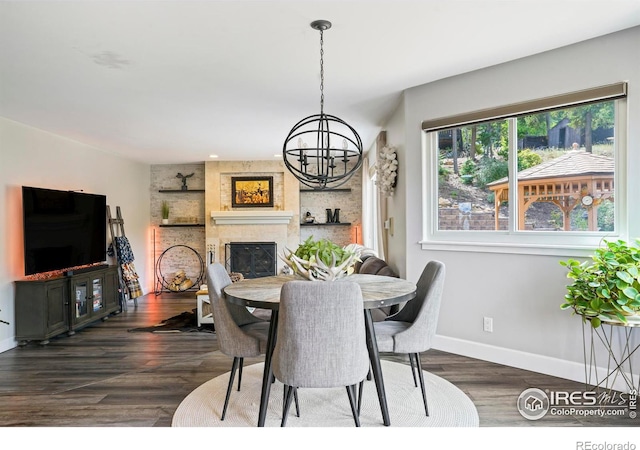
176 172 194 191
326 208 340 223
305 211 315 223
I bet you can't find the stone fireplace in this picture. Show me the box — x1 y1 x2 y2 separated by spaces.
226 242 277 278
150 159 361 286
205 160 300 273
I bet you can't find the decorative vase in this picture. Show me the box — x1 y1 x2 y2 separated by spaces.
280 248 358 281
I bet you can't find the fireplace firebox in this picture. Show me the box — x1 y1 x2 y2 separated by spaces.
225 242 277 279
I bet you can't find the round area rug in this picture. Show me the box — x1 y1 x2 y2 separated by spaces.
172 360 479 427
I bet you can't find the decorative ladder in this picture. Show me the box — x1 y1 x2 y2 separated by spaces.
107 205 139 310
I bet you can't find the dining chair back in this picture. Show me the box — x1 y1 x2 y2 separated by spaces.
272 280 369 426
206 262 270 420
373 260 446 416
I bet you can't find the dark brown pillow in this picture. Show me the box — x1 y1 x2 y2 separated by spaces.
359 256 398 277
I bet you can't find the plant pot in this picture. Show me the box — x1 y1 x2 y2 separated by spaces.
596 313 640 327
162 219 169 225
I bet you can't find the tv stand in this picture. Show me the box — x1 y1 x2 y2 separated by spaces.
64 264 109 276
15 265 120 345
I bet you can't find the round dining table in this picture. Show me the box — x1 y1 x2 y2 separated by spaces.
224 273 417 427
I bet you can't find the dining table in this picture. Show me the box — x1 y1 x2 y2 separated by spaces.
224 272 417 427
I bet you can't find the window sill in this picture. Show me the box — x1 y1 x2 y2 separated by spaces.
419 239 610 258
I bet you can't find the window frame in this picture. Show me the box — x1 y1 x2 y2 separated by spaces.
420 86 628 257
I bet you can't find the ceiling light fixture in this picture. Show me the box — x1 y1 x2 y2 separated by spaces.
283 20 363 190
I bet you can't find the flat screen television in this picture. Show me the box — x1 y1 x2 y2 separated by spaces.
22 186 107 276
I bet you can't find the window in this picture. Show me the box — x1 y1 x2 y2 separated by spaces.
363 159 380 254
421 83 627 255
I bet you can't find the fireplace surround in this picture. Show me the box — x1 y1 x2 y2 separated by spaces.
225 242 277 279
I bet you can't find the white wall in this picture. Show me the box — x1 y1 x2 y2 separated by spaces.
0 117 151 353
385 26 640 384
383 96 408 278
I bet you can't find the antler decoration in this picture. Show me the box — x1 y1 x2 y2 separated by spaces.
280 248 358 281
176 172 194 190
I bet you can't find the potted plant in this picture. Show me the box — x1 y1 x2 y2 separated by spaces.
161 201 170 224
281 236 360 281
560 239 640 328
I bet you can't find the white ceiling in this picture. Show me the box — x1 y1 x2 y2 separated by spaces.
2 1 640 165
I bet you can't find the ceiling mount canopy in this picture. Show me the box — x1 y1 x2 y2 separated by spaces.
283 20 363 190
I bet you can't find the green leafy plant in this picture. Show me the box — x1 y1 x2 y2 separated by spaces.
517 149 542 171
475 156 508 188
559 239 640 328
282 236 360 281
293 236 353 267
161 201 170 220
460 159 476 185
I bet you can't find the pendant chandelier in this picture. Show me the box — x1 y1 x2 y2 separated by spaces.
283 20 363 190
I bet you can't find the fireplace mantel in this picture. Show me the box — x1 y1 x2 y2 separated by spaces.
210 210 295 225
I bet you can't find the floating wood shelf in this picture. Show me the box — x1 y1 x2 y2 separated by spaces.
158 189 205 193
300 188 351 193
159 224 205 227
300 222 351 226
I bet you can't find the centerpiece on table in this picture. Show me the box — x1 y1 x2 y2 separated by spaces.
281 236 360 281
560 238 640 328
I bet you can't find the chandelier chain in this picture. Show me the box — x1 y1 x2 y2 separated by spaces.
319 28 324 115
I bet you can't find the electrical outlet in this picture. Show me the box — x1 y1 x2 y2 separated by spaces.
483 317 493 333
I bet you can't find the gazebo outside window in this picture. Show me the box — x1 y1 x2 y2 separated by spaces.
487 150 614 231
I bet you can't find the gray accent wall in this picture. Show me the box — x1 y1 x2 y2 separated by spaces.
384 26 640 383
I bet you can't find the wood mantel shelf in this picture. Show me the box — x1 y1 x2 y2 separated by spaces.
211 210 295 225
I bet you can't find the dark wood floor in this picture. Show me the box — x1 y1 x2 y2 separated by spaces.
0 292 635 433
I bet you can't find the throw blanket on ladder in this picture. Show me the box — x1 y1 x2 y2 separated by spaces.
114 236 143 299
121 262 143 299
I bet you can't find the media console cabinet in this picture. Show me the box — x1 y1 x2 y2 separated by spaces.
14 265 121 345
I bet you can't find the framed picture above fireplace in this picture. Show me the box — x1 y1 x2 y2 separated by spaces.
231 176 274 207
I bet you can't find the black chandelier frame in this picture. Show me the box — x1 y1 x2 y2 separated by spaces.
282 19 363 190
283 112 363 190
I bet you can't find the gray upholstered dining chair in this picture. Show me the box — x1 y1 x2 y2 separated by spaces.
206 262 271 420
272 280 370 427
372 260 446 416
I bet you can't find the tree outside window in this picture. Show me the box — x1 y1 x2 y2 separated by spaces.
435 100 615 233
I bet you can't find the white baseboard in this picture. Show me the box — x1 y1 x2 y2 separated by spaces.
432 334 638 393
0 337 17 354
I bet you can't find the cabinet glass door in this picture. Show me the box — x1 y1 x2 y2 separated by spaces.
75 282 88 318
92 277 103 312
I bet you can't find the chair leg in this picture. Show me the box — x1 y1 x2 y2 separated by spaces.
414 352 429 416
237 357 244 391
357 379 364 416
281 385 300 418
282 385 287 418
281 386 296 427
293 388 300 417
409 353 418 387
346 384 361 427
222 357 240 420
